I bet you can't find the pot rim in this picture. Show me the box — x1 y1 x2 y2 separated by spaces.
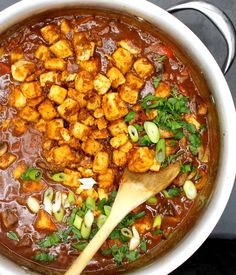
0 0 235 275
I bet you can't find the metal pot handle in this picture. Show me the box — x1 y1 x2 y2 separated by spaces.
167 1 236 75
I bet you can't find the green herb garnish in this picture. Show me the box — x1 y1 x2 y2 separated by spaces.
188 133 201 155
153 76 161 88
32 252 55 262
37 233 60 248
139 135 152 146
6 231 19 241
124 111 136 123
21 167 42 181
72 242 88 251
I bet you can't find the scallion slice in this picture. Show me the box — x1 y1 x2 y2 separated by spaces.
85 196 96 211
183 180 197 200
54 207 64 222
97 214 107 228
73 215 83 230
104 205 111 217
144 121 160 143
121 228 133 238
21 167 42 181
146 196 158 205
128 125 139 142
52 172 67 182
156 139 166 163
81 223 91 240
153 215 162 229
84 210 94 228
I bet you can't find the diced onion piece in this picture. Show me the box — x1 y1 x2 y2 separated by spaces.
79 177 97 190
52 191 62 213
183 180 197 200
81 223 91 239
61 193 70 208
97 214 107 228
84 210 94 228
144 121 160 143
27 197 40 213
129 226 140 251
128 125 139 142
54 207 64 222
73 215 83 230
153 215 162 229
121 228 133 238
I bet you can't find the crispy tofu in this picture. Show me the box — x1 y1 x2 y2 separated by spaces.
119 39 141 55
78 167 94 178
11 117 28 136
106 67 125 88
87 94 101 111
75 71 94 93
13 161 27 179
34 209 57 232
94 73 111 95
60 128 71 142
47 119 64 140
184 114 201 131
49 39 73 58
27 96 44 107
155 82 171 98
119 140 133 153
98 168 114 189
93 108 104 118
35 45 51 61
119 85 138 104
93 151 109 174
128 147 154 172
110 133 128 149
20 81 42 99
63 169 81 188
78 109 95 126
52 144 76 166
19 106 40 122
108 119 128 136
34 118 47 132
92 129 109 139
61 71 77 82
71 122 90 141
40 24 60 44
133 58 154 79
38 99 57 121
79 58 99 75
126 72 144 90
96 117 107 130
9 87 26 108
57 98 78 119
0 153 17 170
112 47 133 75
81 139 103 155
61 19 71 35
21 180 46 194
11 60 35 82
150 158 161 172
102 93 128 121
73 32 95 62
48 84 67 104
44 58 66 71
40 71 60 87
113 150 127 166
10 52 24 63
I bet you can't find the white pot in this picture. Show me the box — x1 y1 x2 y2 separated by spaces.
0 0 235 274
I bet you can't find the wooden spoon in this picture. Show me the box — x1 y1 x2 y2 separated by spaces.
65 162 180 275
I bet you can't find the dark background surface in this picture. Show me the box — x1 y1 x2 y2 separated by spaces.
0 0 235 239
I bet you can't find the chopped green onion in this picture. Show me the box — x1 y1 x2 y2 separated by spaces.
146 196 158 205
73 215 83 230
54 207 64 222
52 172 67 182
32 252 55 262
167 187 181 197
144 121 160 143
139 135 152 146
162 190 171 199
128 125 139 142
153 76 161 88
104 205 111 216
6 231 19 241
121 228 132 239
44 187 54 201
84 210 94 228
183 180 197 200
68 191 76 204
21 167 42 181
81 223 91 239
85 196 96 211
124 111 136 123
153 215 162 229
72 242 88 251
156 139 166 163
97 214 107 228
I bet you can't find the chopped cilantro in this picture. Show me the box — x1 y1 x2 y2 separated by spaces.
37 233 60 248
194 172 202 181
152 229 163 235
139 135 152 146
72 242 88 251
153 76 161 88
6 231 19 241
167 187 181 197
101 247 112 256
140 237 147 253
33 252 55 262
126 250 140 262
181 163 193 173
189 133 201 155
124 111 136 123
133 124 144 131
98 198 107 214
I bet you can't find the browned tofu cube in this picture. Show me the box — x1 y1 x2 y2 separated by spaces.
87 94 101 111
94 73 111 95
40 71 60 87
96 117 107 130
133 58 154 79
119 39 141 55
110 133 128 149
49 39 73 58
126 72 144 90
48 84 67 104
10 52 23 63
11 60 35 82
13 161 27 179
81 139 103 155
119 140 133 153
20 81 42 99
93 108 104 118
128 147 154 172
119 84 138 104
113 150 127 167
1 209 18 229
47 119 64 140
9 87 26 108
78 109 95 126
35 45 51 61
63 169 81 188
98 169 114 189
40 24 60 45
34 118 47 132
92 129 109 139
79 58 99 75
11 117 28 136
106 67 125 88
61 71 77 82
102 93 128 121
61 19 71 35
21 180 46 194
75 71 94 93
71 122 90 141
0 153 17 170
57 98 78 119
34 209 57 232
68 89 87 108
93 151 109 174
19 106 40 122
52 144 76 166
155 82 171 98
73 32 95 62
27 96 44 107
108 119 128 136
38 99 57 121
112 47 133 75
44 58 66 71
